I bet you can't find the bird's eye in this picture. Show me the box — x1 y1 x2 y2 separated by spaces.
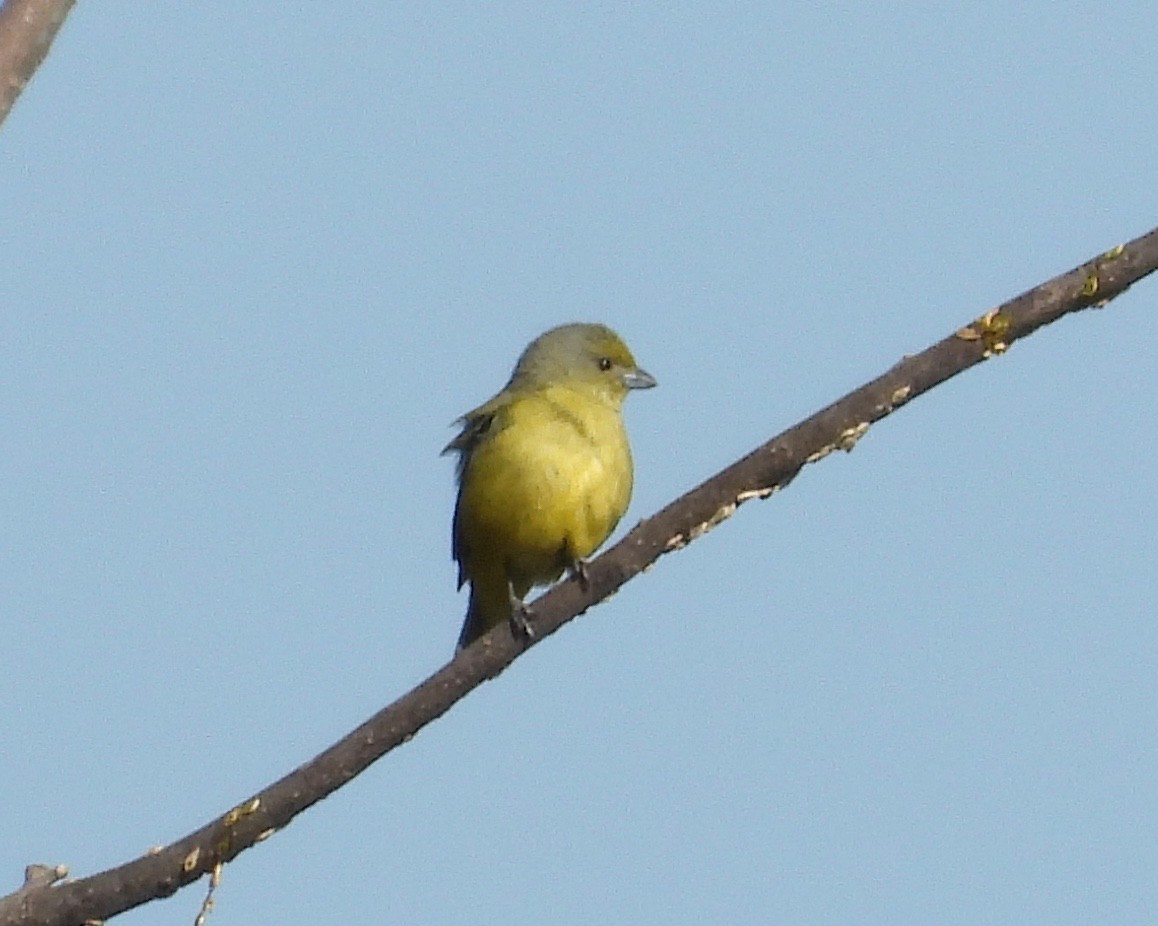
598 357 613 371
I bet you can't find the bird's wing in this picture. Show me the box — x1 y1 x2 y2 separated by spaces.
445 394 514 579
442 389 511 455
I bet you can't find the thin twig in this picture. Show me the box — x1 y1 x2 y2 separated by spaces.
0 0 76 130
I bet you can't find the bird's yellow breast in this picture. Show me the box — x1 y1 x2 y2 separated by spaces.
455 384 634 592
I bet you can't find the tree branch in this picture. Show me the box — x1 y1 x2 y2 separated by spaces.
3 226 1157 926
0 0 75 130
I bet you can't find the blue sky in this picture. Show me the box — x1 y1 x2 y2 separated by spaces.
3 4 1157 925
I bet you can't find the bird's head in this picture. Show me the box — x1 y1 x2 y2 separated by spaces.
510 322 656 406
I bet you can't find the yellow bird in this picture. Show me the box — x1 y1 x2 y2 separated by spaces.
445 322 656 650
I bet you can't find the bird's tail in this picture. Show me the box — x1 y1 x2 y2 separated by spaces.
456 595 488 651
456 579 510 651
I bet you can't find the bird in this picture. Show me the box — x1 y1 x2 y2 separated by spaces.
444 322 656 650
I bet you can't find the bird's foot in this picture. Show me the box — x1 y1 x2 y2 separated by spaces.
570 558 591 590
507 596 536 643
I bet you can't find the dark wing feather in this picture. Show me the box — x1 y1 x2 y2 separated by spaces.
444 400 505 584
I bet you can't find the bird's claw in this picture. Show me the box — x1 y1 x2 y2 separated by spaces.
508 599 535 643
571 558 591 590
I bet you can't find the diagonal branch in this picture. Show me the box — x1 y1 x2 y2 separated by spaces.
0 0 75 130
3 225 1157 926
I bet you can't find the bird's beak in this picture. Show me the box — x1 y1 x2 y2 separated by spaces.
623 367 657 390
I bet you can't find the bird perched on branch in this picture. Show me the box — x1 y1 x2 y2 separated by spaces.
444 322 656 650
